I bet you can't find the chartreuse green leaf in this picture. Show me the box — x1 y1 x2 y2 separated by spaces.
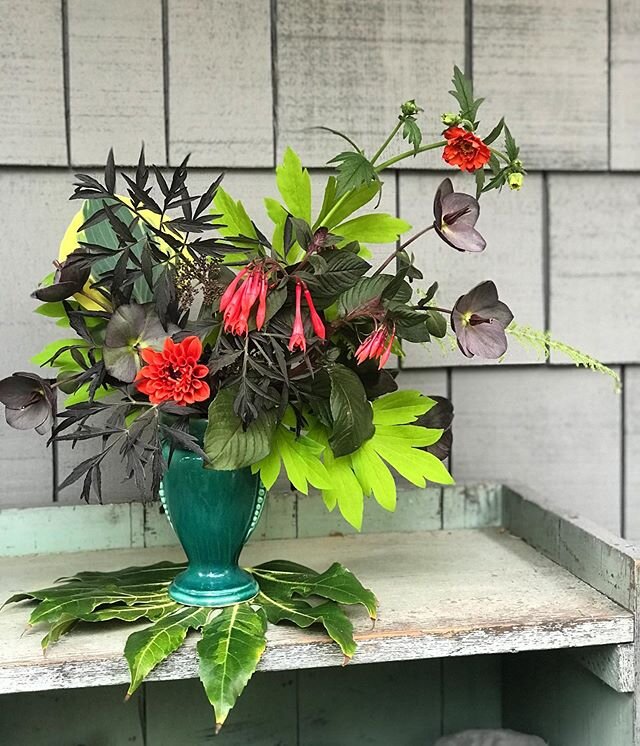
197 604 267 730
252 424 331 493
314 179 381 230
212 187 257 250
125 606 212 696
264 197 288 257
31 338 91 370
334 214 411 244
41 615 77 651
63 381 111 408
204 387 277 469
371 389 437 425
276 147 312 223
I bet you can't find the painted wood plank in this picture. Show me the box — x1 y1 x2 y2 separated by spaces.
611 0 640 170
395 369 448 398
398 172 544 367
168 0 273 167
503 651 634 746
625 368 640 542
0 170 80 506
569 644 636 694
145 673 297 745
442 484 502 530
298 660 442 746
276 0 465 168
451 367 622 533
549 174 640 363
0 685 143 746
473 0 608 170
67 0 165 166
0 0 66 165
441 656 503 735
0 530 633 694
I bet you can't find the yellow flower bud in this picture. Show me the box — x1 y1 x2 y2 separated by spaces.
508 172 524 191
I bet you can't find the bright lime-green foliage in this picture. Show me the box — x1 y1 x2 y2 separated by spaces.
275 147 312 224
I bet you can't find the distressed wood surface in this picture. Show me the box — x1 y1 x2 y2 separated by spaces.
473 0 608 170
0 529 633 695
168 0 273 167
611 0 640 170
569 644 636 694
0 0 66 165
625 368 640 542
398 172 544 367
275 0 465 168
451 368 622 533
68 0 165 166
549 175 640 363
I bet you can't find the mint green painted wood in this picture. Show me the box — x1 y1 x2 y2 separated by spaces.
160 425 265 606
442 656 502 734
442 484 503 529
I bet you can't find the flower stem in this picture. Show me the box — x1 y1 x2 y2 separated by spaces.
374 140 447 172
411 304 452 315
370 121 403 165
372 224 435 276
491 147 510 164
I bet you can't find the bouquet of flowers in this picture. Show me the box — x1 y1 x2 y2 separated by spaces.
0 68 543 529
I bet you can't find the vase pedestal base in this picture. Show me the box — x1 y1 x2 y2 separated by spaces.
168 566 259 607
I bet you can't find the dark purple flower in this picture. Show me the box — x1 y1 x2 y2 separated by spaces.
433 178 486 253
451 280 513 359
32 257 90 303
0 372 56 434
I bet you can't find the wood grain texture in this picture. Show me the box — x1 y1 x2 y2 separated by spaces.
611 0 640 170
0 170 80 507
398 172 544 367
443 483 502 530
168 0 273 167
549 175 640 363
569 644 636 694
451 367 622 532
625 368 640 541
0 685 143 746
275 0 465 168
473 0 608 170
298 660 442 746
0 0 66 165
68 0 165 166
503 651 634 746
0 530 633 694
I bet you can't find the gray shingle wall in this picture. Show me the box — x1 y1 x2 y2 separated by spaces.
0 1 636 538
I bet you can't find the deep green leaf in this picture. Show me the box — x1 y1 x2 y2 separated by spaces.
327 364 375 457
303 250 370 308
327 151 379 198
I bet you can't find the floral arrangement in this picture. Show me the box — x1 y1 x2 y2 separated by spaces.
0 68 613 528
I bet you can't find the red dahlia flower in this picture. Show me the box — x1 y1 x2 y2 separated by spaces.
355 324 395 369
442 127 491 173
135 335 210 405
220 264 269 336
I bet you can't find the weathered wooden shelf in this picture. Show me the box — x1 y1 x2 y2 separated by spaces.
0 524 634 695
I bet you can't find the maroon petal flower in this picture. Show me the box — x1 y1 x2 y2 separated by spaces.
433 178 486 253
0 372 56 434
32 257 91 302
451 280 513 359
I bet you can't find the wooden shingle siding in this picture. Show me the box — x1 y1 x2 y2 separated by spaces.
275 0 465 168
473 0 608 170
611 0 640 170
0 0 67 165
168 0 273 167
68 0 166 166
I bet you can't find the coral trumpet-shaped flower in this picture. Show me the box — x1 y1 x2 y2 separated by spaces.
221 265 270 335
288 282 307 353
302 284 326 340
355 325 396 369
135 335 210 405
442 127 491 173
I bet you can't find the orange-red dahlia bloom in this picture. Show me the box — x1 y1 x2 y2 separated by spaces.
355 325 395 369
442 127 491 173
135 335 210 406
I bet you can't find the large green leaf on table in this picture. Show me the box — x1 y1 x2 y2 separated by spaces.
334 213 411 245
327 364 375 457
302 250 370 308
204 387 277 469
41 615 78 651
197 604 267 731
349 390 453 511
125 605 212 696
315 179 382 230
212 187 258 250
258 591 356 660
252 559 377 619
335 275 411 317
60 561 186 587
276 147 312 223
251 424 331 493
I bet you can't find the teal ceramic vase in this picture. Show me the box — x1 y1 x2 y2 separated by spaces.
159 419 266 607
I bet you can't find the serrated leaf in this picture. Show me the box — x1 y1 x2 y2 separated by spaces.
327 365 375 457
204 387 277 469
484 117 504 145
198 604 267 729
314 179 381 230
335 275 393 317
334 213 411 244
212 187 257 249
449 65 484 123
402 117 422 154
125 606 212 695
328 151 379 198
504 124 519 161
276 147 312 223
303 250 370 308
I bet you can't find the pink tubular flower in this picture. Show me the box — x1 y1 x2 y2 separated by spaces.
288 282 306 352
355 325 396 370
221 264 270 335
302 284 326 340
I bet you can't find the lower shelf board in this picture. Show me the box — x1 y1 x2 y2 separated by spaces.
0 528 634 694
